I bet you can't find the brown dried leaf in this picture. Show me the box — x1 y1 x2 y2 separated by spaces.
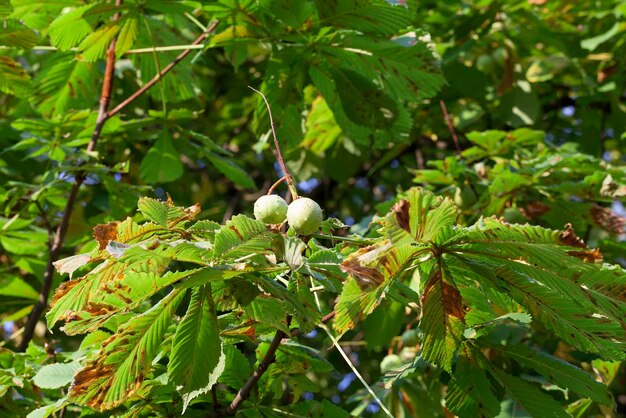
590 205 626 234
392 199 411 233
520 201 551 219
559 224 587 249
93 222 119 250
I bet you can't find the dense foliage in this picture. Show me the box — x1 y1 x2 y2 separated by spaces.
1 1 625 417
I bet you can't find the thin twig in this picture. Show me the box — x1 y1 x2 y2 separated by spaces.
439 99 462 156
308 276 392 417
248 87 299 200
267 176 286 195
224 328 288 415
18 1 124 351
107 20 220 119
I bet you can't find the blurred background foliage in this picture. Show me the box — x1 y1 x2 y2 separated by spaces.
0 0 625 416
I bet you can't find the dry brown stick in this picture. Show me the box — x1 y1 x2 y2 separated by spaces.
107 20 220 119
248 87 299 200
439 99 462 156
223 328 287 415
18 1 124 351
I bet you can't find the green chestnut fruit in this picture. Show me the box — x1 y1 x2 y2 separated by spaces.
492 47 507 65
287 197 323 235
253 194 288 224
476 54 495 73
380 354 402 374
401 329 420 346
454 186 477 209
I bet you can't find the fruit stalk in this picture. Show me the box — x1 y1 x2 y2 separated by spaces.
249 87 299 199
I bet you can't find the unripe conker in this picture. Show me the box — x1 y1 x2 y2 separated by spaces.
254 194 288 224
454 186 477 209
401 329 420 346
380 354 402 374
287 197 323 235
476 54 495 73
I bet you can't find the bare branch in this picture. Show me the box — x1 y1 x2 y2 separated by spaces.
439 99 462 156
223 328 288 415
19 0 124 351
107 20 220 119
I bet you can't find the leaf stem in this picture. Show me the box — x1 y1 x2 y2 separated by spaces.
224 324 289 415
248 87 299 200
18 0 124 351
107 20 220 119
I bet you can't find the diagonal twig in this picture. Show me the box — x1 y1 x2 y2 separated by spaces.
223 326 289 415
18 14 220 352
18 1 124 351
439 99 462 156
107 20 219 119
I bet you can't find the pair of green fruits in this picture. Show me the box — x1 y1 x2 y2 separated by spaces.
253 194 323 235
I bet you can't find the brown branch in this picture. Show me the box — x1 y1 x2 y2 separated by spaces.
439 99 462 156
18 2 125 351
248 87 299 200
107 20 220 119
223 328 287 415
267 176 286 195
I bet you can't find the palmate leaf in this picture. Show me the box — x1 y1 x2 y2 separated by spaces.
445 353 500 418
59 268 204 335
137 196 200 228
169 285 225 412
0 19 38 48
213 215 273 261
0 55 31 97
443 218 626 360
68 289 185 411
313 0 411 36
32 52 98 116
48 3 126 60
491 368 570 418
497 344 612 405
380 187 459 246
419 261 465 372
334 241 417 334
139 132 184 184
33 361 81 389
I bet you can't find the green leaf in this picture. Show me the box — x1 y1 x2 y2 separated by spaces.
68 289 185 411
33 52 97 116
334 241 415 334
380 187 459 246
0 19 38 48
218 345 252 389
498 344 612 405
313 0 411 35
213 215 273 261
26 398 68 418
419 261 465 372
137 197 198 227
492 369 570 418
115 10 139 57
140 132 184 184
206 152 255 189
446 356 500 418
0 56 31 97
169 285 225 412
446 219 626 360
33 362 81 389
581 22 621 51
